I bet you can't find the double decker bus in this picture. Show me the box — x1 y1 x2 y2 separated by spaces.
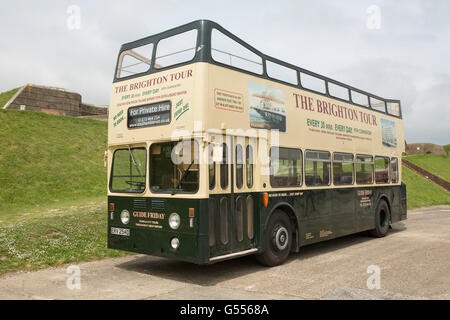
107 20 407 266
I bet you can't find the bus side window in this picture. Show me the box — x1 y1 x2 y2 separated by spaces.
375 156 390 184
390 158 399 183
356 155 374 184
270 147 302 187
116 43 153 79
208 144 215 190
266 60 298 85
246 145 254 188
236 144 243 189
211 29 263 75
333 153 354 185
220 143 228 189
154 29 198 69
305 150 330 186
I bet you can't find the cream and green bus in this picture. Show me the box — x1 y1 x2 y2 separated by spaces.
107 20 406 266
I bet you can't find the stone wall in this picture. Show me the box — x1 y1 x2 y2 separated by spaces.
80 103 108 116
405 143 446 155
5 84 107 117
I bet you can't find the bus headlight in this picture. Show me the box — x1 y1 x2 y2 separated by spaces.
120 210 130 225
169 213 180 230
170 237 180 250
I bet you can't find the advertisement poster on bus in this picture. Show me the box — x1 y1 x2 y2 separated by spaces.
248 82 286 132
381 118 397 148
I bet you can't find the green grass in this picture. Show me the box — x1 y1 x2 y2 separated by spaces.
0 109 108 218
444 144 450 156
0 87 20 108
402 166 450 209
0 109 130 276
403 154 450 182
0 201 132 276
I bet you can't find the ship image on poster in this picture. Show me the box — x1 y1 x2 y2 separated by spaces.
248 82 286 132
381 118 397 148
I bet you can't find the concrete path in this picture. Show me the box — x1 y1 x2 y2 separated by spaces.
1 206 449 300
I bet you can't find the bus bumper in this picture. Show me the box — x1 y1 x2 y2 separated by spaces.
107 196 210 264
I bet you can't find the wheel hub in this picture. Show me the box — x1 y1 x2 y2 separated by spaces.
272 225 288 251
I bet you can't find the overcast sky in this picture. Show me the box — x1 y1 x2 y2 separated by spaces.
0 0 448 144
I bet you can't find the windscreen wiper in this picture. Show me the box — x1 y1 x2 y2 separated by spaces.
127 145 143 177
172 159 195 195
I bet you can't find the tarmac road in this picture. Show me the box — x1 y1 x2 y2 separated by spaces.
0 206 449 300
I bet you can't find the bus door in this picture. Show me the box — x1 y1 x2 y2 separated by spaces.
208 136 256 259
232 136 257 253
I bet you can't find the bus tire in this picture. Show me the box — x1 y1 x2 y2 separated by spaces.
256 210 292 267
370 199 390 238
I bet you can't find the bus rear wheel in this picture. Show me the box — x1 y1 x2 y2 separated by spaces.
370 199 390 237
256 210 292 267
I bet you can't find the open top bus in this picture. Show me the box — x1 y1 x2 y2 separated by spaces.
107 20 406 266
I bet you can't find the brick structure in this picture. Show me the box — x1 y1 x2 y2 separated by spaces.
3 84 107 118
405 143 446 155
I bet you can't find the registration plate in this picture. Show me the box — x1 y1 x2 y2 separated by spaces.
111 227 130 236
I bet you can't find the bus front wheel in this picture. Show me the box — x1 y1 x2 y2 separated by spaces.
370 199 390 237
256 210 292 267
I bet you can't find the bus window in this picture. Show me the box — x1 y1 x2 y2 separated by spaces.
328 82 349 101
375 156 390 184
236 144 243 189
270 147 302 187
351 90 370 107
116 43 153 78
110 148 146 193
305 150 331 186
211 29 263 74
235 196 244 242
220 143 228 189
150 140 199 193
246 145 254 188
390 158 399 183
356 155 374 184
370 97 386 113
300 72 326 94
208 144 215 190
220 197 229 245
387 102 401 116
266 60 298 85
333 153 354 185
155 30 197 69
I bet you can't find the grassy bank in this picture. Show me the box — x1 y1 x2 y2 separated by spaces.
0 201 131 276
444 144 450 155
404 154 450 182
402 165 450 209
0 88 19 108
0 109 107 218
